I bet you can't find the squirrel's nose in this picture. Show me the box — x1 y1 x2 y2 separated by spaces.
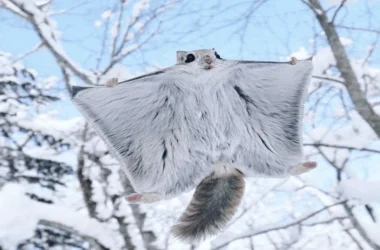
204 55 212 64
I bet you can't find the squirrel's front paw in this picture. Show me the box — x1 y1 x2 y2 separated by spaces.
106 78 118 87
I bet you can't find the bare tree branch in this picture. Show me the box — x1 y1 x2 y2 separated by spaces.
212 201 346 250
305 0 380 138
302 216 347 226
312 75 345 85
331 0 347 24
10 42 44 63
303 143 380 154
335 25 380 35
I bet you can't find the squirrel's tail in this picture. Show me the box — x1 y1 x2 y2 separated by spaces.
171 166 245 243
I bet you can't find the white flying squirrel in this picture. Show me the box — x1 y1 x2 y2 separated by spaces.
71 49 316 243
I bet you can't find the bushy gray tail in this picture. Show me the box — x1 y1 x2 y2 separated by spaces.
171 167 245 243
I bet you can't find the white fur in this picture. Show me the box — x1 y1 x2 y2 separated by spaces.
71 49 313 198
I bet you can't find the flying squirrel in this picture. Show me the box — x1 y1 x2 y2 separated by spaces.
72 49 316 243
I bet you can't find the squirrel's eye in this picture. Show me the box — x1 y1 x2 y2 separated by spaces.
215 52 221 59
185 53 195 63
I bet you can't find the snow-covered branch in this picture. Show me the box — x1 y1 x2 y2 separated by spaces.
339 179 380 203
1 0 94 85
0 0 27 18
0 183 123 250
307 0 380 137
38 220 109 250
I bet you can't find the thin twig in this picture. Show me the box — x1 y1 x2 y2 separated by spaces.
335 25 380 34
303 143 380 154
212 201 346 250
11 42 44 63
331 0 347 24
312 75 345 85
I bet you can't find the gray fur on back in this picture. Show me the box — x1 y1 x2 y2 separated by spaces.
71 50 312 198
171 167 245 242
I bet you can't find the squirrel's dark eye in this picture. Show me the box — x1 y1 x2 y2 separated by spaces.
215 51 221 59
185 53 195 63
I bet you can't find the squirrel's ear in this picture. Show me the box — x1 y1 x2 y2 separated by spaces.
176 51 187 64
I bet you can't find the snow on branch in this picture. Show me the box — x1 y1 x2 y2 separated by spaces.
0 183 123 250
300 0 324 15
2 0 181 86
0 0 27 18
1 0 94 85
38 220 110 250
100 0 176 77
339 179 380 203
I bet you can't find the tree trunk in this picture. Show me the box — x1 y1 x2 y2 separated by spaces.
307 1 380 249
308 0 380 137
119 171 159 250
77 123 98 219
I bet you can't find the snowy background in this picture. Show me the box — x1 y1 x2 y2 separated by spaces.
1 0 380 249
